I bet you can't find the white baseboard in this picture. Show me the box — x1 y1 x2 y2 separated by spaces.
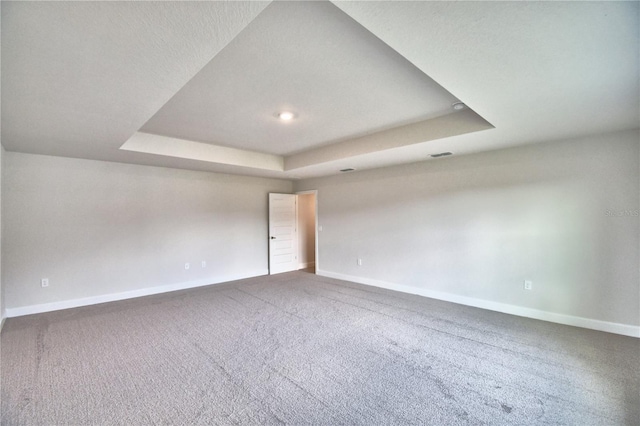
317 269 640 338
5 269 269 318
298 261 316 269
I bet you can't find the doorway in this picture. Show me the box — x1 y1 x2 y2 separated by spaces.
268 191 318 275
296 191 317 274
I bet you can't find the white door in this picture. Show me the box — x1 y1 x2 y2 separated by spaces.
269 193 298 274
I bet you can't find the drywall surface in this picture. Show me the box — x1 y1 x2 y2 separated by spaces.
1 0 4 323
0 145 4 324
3 153 291 311
295 129 640 330
298 193 316 267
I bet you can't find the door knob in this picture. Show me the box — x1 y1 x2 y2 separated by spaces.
270 236 276 239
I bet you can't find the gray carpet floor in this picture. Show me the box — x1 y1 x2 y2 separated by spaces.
1 271 639 425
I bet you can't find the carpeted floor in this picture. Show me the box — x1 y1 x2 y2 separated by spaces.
1 271 639 425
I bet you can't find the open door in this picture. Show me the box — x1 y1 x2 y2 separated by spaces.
269 193 298 274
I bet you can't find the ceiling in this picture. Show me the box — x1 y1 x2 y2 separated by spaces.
140 1 465 156
2 1 638 180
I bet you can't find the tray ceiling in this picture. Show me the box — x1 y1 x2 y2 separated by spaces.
2 1 637 179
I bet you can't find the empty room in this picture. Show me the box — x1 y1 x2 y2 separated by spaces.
1 1 639 425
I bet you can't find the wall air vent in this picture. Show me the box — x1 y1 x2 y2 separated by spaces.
340 168 356 172
430 152 453 158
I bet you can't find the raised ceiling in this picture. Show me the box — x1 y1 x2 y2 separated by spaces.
2 1 638 180
140 1 464 156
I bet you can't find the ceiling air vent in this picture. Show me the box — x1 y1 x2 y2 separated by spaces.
430 152 453 158
340 168 355 172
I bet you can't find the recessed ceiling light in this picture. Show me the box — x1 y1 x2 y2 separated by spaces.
452 102 466 111
277 111 295 121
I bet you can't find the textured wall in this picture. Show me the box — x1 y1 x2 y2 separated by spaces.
1 0 4 322
3 153 291 310
0 145 4 322
295 129 640 327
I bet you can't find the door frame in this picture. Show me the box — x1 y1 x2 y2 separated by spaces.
295 190 319 273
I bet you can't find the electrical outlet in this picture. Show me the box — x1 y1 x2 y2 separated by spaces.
357 258 362 266
41 278 49 288
201 261 206 268
524 280 533 290
185 263 190 270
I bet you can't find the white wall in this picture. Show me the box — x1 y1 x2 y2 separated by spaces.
3 130 638 335
297 193 316 268
0 0 4 327
295 129 640 335
3 153 291 314
0 145 4 326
